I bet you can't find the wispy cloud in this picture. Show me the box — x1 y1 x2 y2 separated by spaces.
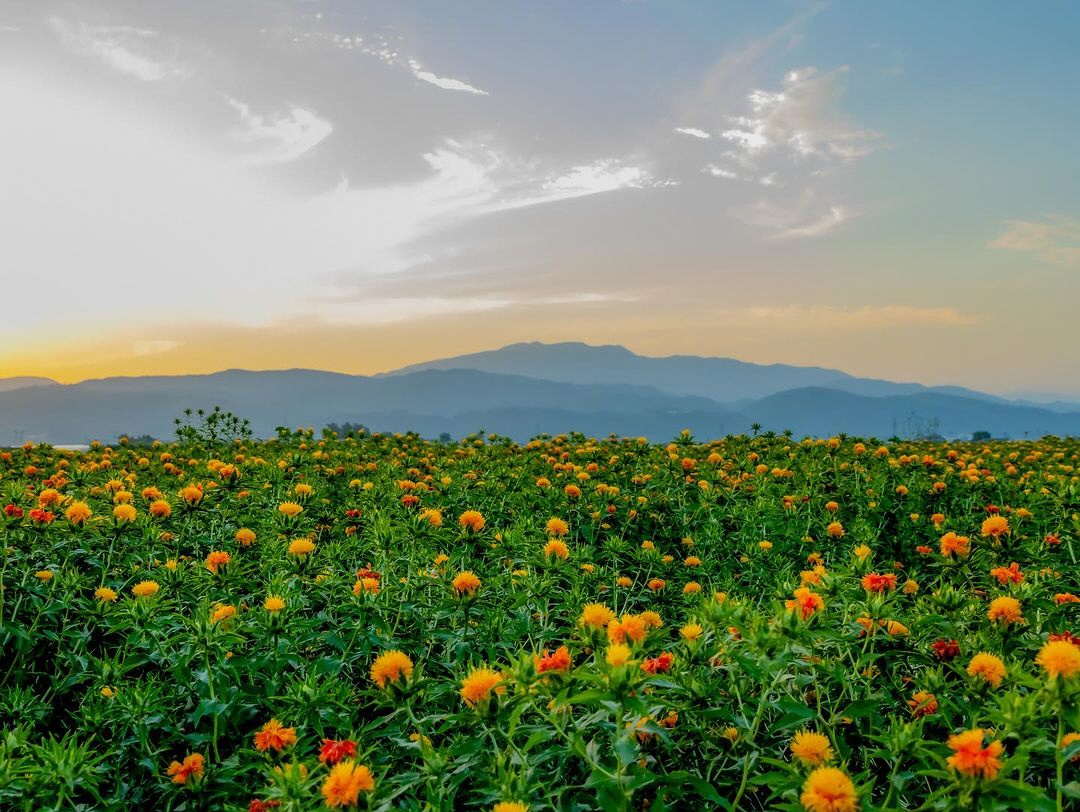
407 59 489 95
227 98 333 164
674 127 711 139
314 31 490 96
49 17 181 81
772 205 849 239
990 217 1080 265
715 66 880 174
726 304 979 329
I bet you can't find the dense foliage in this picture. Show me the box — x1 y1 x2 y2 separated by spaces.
2 430 1080 811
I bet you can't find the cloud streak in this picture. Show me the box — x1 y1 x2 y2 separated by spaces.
990 217 1080 265
49 17 179 81
227 98 333 164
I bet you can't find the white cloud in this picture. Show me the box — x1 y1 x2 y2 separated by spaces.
720 67 880 165
49 17 179 81
990 217 1080 265
541 160 648 197
407 59 489 95
674 127 711 139
227 98 333 164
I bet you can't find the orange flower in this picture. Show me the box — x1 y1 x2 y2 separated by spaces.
989 562 1023 585
966 652 1006 687
800 767 858 812
981 516 1010 538
535 645 572 674
790 730 833 766
254 718 297 752
946 728 1003 780
545 517 569 536
205 550 230 574
460 667 504 706
321 761 374 807
861 573 897 593
986 596 1023 625
452 570 481 596
370 650 414 688
459 510 486 532
166 753 204 785
908 691 938 717
939 532 970 558
786 587 825 620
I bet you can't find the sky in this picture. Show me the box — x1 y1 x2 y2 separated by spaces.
1 1 1078 397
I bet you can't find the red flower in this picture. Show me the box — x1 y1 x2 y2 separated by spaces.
931 639 960 661
345 509 362 519
985 504 1000 514
248 800 282 812
1049 631 1080 647
355 564 381 581
641 652 676 675
861 573 897 593
28 508 55 524
1045 534 1061 546
3 504 23 518
318 738 358 765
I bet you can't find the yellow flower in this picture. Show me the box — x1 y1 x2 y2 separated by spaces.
544 539 570 559
493 803 529 812
460 667 504 706
853 544 872 561
113 504 137 523
790 730 834 766
800 767 858 812
235 528 256 546
966 652 1006 687
580 603 616 629
1037 639 1080 680
371 650 414 689
606 643 632 667
132 580 160 598
287 538 316 556
35 570 53 581
321 761 375 807
546 517 569 536
987 596 1023 625
95 586 118 603
981 515 1010 538
680 622 704 642
278 502 303 517
65 501 92 524
264 595 286 613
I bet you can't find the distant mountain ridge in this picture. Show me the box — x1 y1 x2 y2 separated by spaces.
0 376 57 393
385 341 1007 404
1 343 1078 444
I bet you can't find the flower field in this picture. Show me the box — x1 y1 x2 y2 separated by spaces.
2 430 1080 811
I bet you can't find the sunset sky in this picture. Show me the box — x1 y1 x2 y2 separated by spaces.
2 1 1078 397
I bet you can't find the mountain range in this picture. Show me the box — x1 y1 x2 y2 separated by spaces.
2 342 1078 444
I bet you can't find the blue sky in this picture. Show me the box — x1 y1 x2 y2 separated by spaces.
1 0 1077 395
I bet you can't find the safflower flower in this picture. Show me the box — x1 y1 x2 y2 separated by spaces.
966 652 1006 687
254 718 297 752
370 650 414 688
321 761 374 807
452 570 481 596
166 753 205 785
946 728 1003 780
800 767 858 812
1036 639 1080 680
790 730 833 766
460 667 504 706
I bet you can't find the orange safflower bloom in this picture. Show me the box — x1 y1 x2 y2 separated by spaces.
981 516 1010 538
966 652 1006 687
946 729 1003 780
861 573 897 593
1036 639 1080 680
452 570 481 596
536 645 572 674
205 550 230 574
254 718 297 752
786 587 825 620
321 761 374 807
459 510 486 532
987 596 1023 625
370 650 414 688
460 667 504 706
790 730 833 766
800 767 858 812
166 753 204 785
